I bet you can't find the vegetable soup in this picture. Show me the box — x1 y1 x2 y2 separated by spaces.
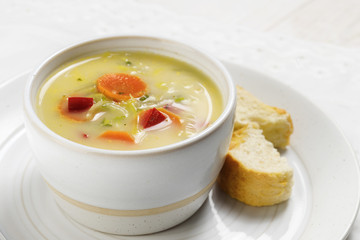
36 51 223 150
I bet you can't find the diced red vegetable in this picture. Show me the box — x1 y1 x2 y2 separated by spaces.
58 97 88 121
139 108 166 129
68 97 94 112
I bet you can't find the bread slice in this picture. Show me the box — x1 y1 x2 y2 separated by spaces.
234 86 293 148
218 124 293 207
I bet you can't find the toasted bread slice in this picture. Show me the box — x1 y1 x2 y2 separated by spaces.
218 124 293 207
234 86 293 148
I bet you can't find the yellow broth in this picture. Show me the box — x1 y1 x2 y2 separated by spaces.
36 51 223 150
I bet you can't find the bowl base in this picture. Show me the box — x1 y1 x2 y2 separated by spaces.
51 189 210 235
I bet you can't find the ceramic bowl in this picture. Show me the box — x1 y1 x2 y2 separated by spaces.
23 35 236 235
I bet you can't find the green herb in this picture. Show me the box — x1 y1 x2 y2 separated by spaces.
101 118 112 127
118 92 125 95
77 78 83 82
174 97 184 103
113 116 126 123
125 60 132 65
139 94 149 101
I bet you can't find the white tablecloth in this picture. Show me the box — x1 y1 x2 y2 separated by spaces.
1 1 359 239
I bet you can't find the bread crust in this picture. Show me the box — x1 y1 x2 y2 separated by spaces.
218 153 293 207
234 86 294 148
218 125 293 207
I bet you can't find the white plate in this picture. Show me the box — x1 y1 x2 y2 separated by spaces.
0 63 359 240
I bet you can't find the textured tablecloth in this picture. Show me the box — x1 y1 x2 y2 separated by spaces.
1 0 359 239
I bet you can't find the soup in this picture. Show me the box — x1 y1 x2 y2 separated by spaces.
36 51 223 150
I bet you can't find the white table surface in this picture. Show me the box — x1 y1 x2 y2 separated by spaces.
0 0 359 239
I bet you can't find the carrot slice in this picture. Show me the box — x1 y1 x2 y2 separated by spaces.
96 73 147 101
159 108 181 125
99 130 135 143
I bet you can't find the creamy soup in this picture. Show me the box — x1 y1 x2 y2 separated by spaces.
36 51 223 150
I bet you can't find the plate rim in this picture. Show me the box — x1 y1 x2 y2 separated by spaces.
223 61 360 239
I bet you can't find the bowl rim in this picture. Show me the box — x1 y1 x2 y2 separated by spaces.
24 34 236 156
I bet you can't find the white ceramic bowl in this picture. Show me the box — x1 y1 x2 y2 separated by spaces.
23 35 236 235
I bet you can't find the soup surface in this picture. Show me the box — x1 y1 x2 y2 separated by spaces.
36 51 223 150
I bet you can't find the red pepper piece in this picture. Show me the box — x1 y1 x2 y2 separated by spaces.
68 97 93 112
140 108 166 128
